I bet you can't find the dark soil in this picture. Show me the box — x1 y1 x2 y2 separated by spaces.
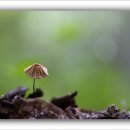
0 87 130 119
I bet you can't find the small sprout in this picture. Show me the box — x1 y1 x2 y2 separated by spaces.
24 63 48 93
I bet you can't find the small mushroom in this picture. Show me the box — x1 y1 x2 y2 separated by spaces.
24 63 48 93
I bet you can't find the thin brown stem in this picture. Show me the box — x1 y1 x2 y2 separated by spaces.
33 78 35 93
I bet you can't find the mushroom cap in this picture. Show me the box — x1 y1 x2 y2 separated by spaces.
24 63 49 79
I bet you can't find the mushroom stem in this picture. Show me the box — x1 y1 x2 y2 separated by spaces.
33 78 36 93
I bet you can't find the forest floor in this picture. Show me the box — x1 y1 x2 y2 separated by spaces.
0 87 130 119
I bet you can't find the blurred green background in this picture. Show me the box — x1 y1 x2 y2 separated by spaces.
0 11 130 111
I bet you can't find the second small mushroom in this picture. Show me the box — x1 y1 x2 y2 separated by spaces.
24 63 49 93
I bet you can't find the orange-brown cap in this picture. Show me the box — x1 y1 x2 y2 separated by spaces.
24 63 49 79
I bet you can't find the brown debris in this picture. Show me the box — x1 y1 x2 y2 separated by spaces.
0 87 68 119
1 87 28 101
27 88 44 99
0 87 130 119
51 91 77 110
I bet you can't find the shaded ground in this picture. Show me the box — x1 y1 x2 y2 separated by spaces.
0 87 130 119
